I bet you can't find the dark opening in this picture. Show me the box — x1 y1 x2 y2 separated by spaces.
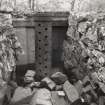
52 26 68 68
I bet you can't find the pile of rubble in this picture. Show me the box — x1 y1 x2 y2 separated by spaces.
9 70 99 105
10 71 69 105
62 12 105 105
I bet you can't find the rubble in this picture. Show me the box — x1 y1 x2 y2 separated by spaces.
55 85 63 91
30 88 52 105
51 72 68 85
51 91 69 105
24 70 36 84
10 87 33 105
10 71 101 105
57 91 65 96
63 80 79 103
41 77 56 90
74 80 83 96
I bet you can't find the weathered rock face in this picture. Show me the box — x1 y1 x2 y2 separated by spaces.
62 6 105 104
63 4 105 83
0 13 23 105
